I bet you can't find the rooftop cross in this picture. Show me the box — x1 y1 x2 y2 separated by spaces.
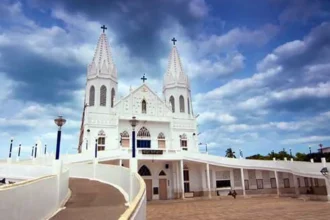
101 25 107 33
171 37 177 45
141 74 147 83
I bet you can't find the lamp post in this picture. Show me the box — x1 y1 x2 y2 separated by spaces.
309 146 312 155
319 144 323 155
198 142 208 153
129 116 138 158
95 138 98 158
31 145 34 157
86 129 90 151
289 148 292 158
239 148 243 158
18 143 21 158
44 144 47 155
34 143 37 158
8 137 13 158
54 116 66 160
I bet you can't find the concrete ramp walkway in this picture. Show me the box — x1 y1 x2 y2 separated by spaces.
51 178 127 220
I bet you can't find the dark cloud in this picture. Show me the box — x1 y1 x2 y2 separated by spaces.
0 45 84 104
29 0 208 62
267 97 330 113
258 22 330 90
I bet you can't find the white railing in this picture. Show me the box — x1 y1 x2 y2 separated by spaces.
0 163 53 180
182 151 328 178
67 163 146 219
0 167 70 220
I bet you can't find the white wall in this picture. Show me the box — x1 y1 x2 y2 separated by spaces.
0 169 69 220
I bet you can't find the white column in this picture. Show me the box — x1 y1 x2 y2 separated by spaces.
325 178 330 201
292 174 300 196
230 169 235 190
275 170 280 196
180 159 185 199
175 161 180 198
130 158 138 172
119 159 122 166
240 168 246 197
206 163 211 198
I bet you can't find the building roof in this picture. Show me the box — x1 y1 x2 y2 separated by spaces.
163 45 190 90
88 33 117 79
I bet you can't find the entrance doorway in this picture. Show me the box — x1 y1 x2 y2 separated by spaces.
159 179 167 200
145 179 153 201
138 165 152 201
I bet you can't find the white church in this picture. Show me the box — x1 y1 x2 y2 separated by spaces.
77 28 330 202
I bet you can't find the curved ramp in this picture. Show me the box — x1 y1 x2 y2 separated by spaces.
51 178 127 220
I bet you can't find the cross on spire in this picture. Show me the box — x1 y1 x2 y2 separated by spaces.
141 74 147 83
171 37 177 45
101 25 107 33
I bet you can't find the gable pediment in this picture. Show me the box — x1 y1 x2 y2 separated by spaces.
114 84 172 117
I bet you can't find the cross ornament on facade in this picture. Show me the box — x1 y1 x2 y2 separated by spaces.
171 37 177 45
101 25 107 33
141 74 147 83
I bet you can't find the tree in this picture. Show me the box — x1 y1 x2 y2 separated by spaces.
225 148 236 158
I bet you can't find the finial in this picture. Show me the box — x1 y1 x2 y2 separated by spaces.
141 74 147 83
101 25 107 33
171 37 177 45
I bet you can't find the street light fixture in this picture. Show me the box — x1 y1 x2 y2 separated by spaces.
129 116 138 158
34 143 37 158
320 167 328 176
54 116 66 160
8 137 13 158
95 138 98 158
289 148 292 158
18 143 21 158
198 142 208 153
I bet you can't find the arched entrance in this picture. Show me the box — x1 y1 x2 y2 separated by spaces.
138 165 152 201
159 170 168 200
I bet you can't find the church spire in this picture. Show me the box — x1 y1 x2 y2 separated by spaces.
88 25 117 79
163 38 189 89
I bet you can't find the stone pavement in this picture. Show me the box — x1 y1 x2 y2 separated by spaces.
51 178 127 220
147 197 330 220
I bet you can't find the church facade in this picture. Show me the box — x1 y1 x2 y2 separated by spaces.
78 28 330 202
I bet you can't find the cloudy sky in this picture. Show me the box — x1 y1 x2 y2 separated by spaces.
0 0 330 159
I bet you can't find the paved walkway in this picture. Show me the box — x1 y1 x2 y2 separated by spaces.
52 178 127 220
147 197 330 220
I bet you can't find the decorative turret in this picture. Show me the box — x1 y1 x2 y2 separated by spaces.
163 38 190 90
85 25 118 109
88 25 117 80
163 38 192 117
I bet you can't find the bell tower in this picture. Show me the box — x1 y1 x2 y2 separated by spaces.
163 38 193 119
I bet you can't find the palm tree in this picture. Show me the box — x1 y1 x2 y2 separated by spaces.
225 148 236 158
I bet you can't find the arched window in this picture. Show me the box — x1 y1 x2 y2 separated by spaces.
137 127 150 137
137 127 151 148
89 86 95 106
120 131 130 148
158 132 165 139
180 95 185 112
158 132 166 149
121 131 129 138
142 99 147 114
187 98 190 114
100 85 107 106
170 96 175 113
138 165 151 176
111 88 115 108
180 133 187 151
97 130 106 151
